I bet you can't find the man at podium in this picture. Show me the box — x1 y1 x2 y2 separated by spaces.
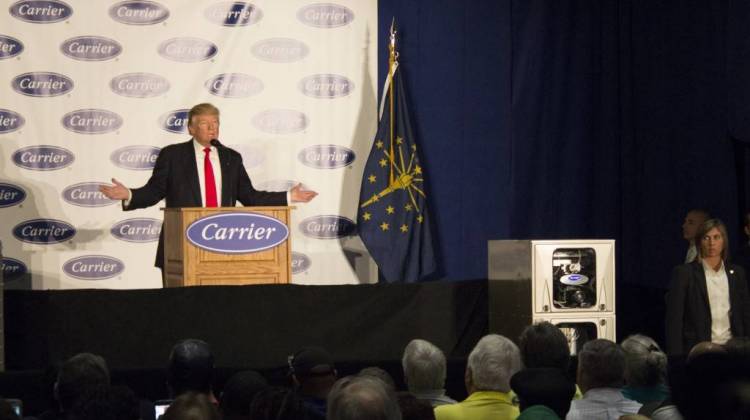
100 103 317 271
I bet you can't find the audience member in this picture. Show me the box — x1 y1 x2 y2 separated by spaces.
219 370 269 420
162 392 220 420
0 399 21 420
248 387 310 420
55 353 111 418
620 335 669 407
434 334 522 420
566 339 641 420
327 374 402 420
518 322 580 398
167 339 216 402
359 367 397 395
682 209 710 263
288 346 337 420
396 393 435 420
511 368 576 420
401 339 456 407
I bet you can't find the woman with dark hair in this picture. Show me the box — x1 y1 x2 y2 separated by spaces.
666 218 750 356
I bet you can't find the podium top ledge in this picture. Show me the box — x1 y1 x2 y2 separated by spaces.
162 206 296 212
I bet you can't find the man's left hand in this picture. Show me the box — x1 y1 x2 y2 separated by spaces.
290 183 318 203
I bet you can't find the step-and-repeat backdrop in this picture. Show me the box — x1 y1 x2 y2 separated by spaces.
0 0 378 289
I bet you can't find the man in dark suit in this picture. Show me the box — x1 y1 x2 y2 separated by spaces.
666 218 750 356
100 103 317 270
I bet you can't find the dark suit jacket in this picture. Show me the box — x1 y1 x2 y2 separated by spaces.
125 139 287 268
665 260 750 355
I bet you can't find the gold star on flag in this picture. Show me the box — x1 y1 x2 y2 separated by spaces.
411 144 417 151
380 222 389 231
371 194 379 203
396 137 404 145
400 224 408 233
417 215 424 223
386 205 395 215
368 174 377 183
414 165 422 175
379 158 387 167
362 212 371 221
405 204 413 211
375 140 384 149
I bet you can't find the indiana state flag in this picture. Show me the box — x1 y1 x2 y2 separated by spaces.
357 65 437 283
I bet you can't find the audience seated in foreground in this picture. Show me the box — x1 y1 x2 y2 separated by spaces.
162 392 219 420
288 346 338 420
327 374 402 420
620 334 670 410
511 368 576 420
248 387 310 420
219 370 269 420
401 339 457 407
167 339 216 403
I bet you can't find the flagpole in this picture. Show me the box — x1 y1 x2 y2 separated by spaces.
388 18 397 185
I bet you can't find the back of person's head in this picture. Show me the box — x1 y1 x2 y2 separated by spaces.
577 339 625 392
687 340 727 363
621 334 667 387
510 368 576 418
167 339 214 397
163 392 220 420
396 392 435 420
466 334 522 393
518 322 570 371
327 375 402 420
56 352 111 413
219 370 269 420
358 367 397 395
401 339 447 394
248 387 310 420
67 384 139 420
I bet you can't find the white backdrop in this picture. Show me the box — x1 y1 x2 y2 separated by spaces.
0 0 378 289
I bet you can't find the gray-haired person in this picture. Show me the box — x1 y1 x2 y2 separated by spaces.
402 339 457 407
327 374 401 420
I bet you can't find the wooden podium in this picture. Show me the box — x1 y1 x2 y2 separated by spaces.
162 206 293 287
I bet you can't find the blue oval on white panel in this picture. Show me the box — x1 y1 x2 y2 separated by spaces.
62 109 123 134
2 257 28 280
10 0 73 23
186 212 289 253
0 109 25 133
60 36 122 61
63 255 124 280
109 0 169 25
560 274 590 285
13 218 76 244
0 35 24 59
110 145 160 170
12 72 73 97
0 183 27 207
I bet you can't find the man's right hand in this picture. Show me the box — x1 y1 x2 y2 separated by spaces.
99 178 130 200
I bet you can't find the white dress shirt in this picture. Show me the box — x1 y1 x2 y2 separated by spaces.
702 259 732 344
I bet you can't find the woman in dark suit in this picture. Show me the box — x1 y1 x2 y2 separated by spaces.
666 218 750 356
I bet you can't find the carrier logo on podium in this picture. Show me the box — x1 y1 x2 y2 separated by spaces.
186 213 289 253
63 255 124 280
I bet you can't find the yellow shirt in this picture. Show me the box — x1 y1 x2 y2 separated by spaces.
434 391 519 420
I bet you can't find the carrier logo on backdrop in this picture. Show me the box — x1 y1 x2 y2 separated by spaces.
186 213 289 254
62 182 118 207
300 215 356 239
251 109 308 134
111 145 160 170
256 179 296 192
63 255 124 280
1 257 27 281
10 0 73 23
12 145 74 171
13 219 76 244
0 109 25 134
12 72 73 97
229 144 266 169
0 183 27 208
205 73 263 98
110 73 169 97
299 74 353 98
297 3 354 28
251 38 309 63
159 109 189 134
158 38 218 62
0 35 24 60
60 36 122 61
204 2 262 26
62 109 123 134
299 145 355 169
111 218 161 242
110 0 169 25
291 252 311 274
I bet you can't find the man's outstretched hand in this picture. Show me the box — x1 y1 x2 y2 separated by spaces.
290 183 318 203
99 178 130 200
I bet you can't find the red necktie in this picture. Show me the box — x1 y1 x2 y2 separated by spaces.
203 147 218 207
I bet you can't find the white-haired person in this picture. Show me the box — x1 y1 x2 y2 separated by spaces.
401 339 457 407
621 334 669 408
435 334 522 420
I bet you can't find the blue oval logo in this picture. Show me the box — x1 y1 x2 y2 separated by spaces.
298 74 354 98
298 144 355 169
10 0 73 23
2 257 28 281
205 73 263 98
63 255 124 280
110 73 169 98
291 251 311 274
12 72 74 97
13 218 76 244
159 109 189 134
256 179 296 192
12 145 74 171
0 108 26 134
109 0 169 25
228 144 266 169
186 212 289 253
251 109 308 134
299 215 356 239
158 37 218 62
0 183 27 208
110 145 160 170
204 2 262 26
111 218 161 242
62 182 118 207
0 35 24 60
251 38 309 63
62 109 123 134
297 3 354 28
60 36 122 61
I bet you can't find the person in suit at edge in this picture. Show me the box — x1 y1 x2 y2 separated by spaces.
100 103 317 277
666 218 750 356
